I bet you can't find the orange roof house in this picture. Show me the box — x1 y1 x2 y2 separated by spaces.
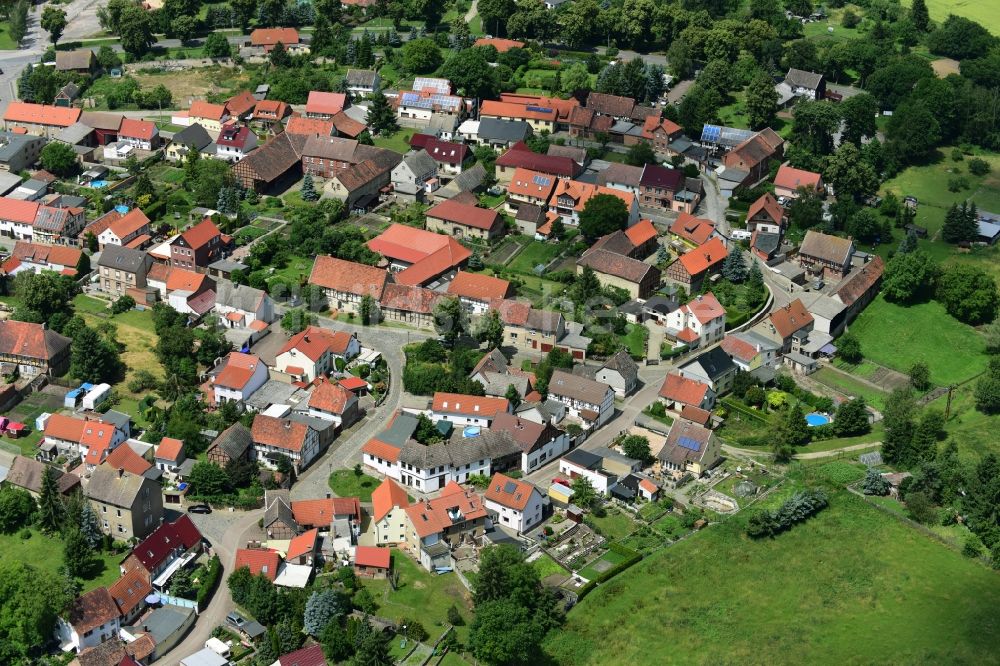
669 213 716 246
426 199 502 232
446 271 512 303
484 472 537 511
119 118 157 142
291 496 361 527
371 477 410 522
308 255 389 302
507 168 557 203
105 444 152 476
404 481 487 539
768 298 814 341
431 392 510 421
234 548 281 581
286 528 319 562
307 377 356 416
354 545 391 570
189 101 228 121
774 164 823 196
305 91 347 118
250 27 300 50
658 373 713 410
3 102 81 130
624 219 658 248
285 115 335 137
251 414 310 453
667 237 728 288
366 223 471 287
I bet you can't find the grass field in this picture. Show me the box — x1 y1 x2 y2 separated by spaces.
623 323 648 359
360 552 473 641
373 129 415 154
585 508 637 541
577 549 628 581
847 296 987 386
929 381 1000 461
507 241 563 274
901 0 1000 35
0 21 17 50
544 489 1000 665
530 552 568 580
811 367 889 409
328 469 380 501
0 531 123 593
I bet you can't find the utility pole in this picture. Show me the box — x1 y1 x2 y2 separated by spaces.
945 384 954 420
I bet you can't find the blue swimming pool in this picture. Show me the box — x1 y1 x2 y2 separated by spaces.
806 412 831 427
89 180 108 188
114 205 130 215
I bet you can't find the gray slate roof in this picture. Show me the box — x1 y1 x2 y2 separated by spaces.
346 69 378 87
170 123 213 151
784 68 824 91
477 117 531 142
98 245 150 273
86 465 152 507
600 349 638 386
215 281 267 312
208 422 253 460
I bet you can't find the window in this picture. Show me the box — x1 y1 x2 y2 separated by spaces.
116 508 121 517
117 524 125 533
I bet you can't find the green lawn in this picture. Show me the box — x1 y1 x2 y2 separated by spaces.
507 241 563 275
0 21 17 50
929 381 1000 461
328 469 380 501
622 323 648 359
0 531 123 593
901 0 1000 35
577 549 628 581
544 490 1000 665
811 367 889 410
360 551 472 641
585 508 637 541
266 254 314 290
373 129 415 154
531 553 567 580
847 296 988 386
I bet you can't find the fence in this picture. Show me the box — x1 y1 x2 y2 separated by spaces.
157 595 199 613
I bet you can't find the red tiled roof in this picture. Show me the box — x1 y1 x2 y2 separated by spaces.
669 213 716 246
507 168 556 200
426 199 500 231
305 91 347 116
396 240 471 287
624 219 657 248
109 567 153 616
308 377 354 414
473 37 525 52
410 134 470 165
119 118 156 141
234 548 281 581
484 472 537 510
252 100 289 120
774 164 822 192
130 515 202 571
3 102 80 127
279 326 355 361
107 209 150 241
367 223 466 265
550 179 635 213
677 237 728 276
251 414 310 453
446 271 511 301
769 298 814 339
835 255 884 306
481 100 557 123
285 115 335 137
658 373 710 406
680 292 725 324
286 528 318 561
225 90 258 117
11 241 82 269
0 198 40 224
165 267 208 293
355 545 390 569
747 192 784 226
156 437 184 462
44 413 86 442
339 376 369 391
66 587 120 634
496 143 579 178
309 255 388 299
276 644 327 666
215 352 262 390
432 392 510 418
291 497 361 526
379 283 441 314
179 218 222 251
404 481 487 538
362 438 401 464
371 477 409 523
642 114 681 138
639 478 659 494
251 27 299 46
189 100 227 121
680 405 712 426
721 334 758 363
105 444 151 476
331 111 366 138
500 93 579 121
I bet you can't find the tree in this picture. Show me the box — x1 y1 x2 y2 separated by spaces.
118 4 155 57
572 265 602 306
359 294 378 326
172 14 197 43
301 174 318 202
402 38 443 74
881 388 917 466
787 190 823 229
839 93 878 146
433 297 468 347
503 384 521 410
470 599 547 665
304 589 344 636
0 561 72 662
790 101 841 157
188 461 232 497
834 397 870 436
570 475 597 509
910 0 929 31
975 360 1000 415
63 526 94 579
366 91 397 136
927 15 995 60
70 325 122 383
620 435 652 463
847 208 883 244
561 63 592 95
0 487 34 533
41 6 67 43
321 621 352 663
269 42 290 67
986 316 1000 355
578 194 629 242
478 0 516 36
909 361 931 391
941 202 979 245
721 245 748 283
8 0 28 46
281 308 319 334
352 618 392 666
441 48 501 100
37 466 63 533
204 32 232 58
883 251 937 304
826 142 877 203
886 101 940 165
862 468 891 495
78 502 102 548
836 333 862 365
745 262 766 307
625 141 656 167
39 142 78 177
745 71 778 130
936 264 1000 325
476 309 505 351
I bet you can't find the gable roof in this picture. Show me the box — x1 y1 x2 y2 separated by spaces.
250 27 299 46
6 455 78 494
547 370 612 405
446 271 511 301
225 90 258 118
409 135 470 165
251 414 310 452
178 218 222 251
473 37 525 52
107 208 150 240
305 91 347 117
586 92 635 118
367 224 470 286
214 352 263 390
426 199 500 231
371 477 410 522
0 320 70 361
728 128 783 168
55 49 95 70
130 515 202 571
799 230 853 266
309 255 388 299
285 528 319 561
379 283 441 314
476 117 531 142
156 437 185 462
345 69 378 87
747 192 784 226
624 219 657 248
678 292 726 324
291 496 361 526
234 548 281 581
784 68 824 90
774 164 822 192
354 545 390 569
769 298 814 339
65 587 120 634
676 237 728 276
170 123 213 150
404 481 487 538
119 118 156 141
496 143 580 178
279 326 355 361
285 115 335 137
308 377 355 414
236 131 305 184
670 213 716 246
208 422 253 460
86 465 153 507
275 644 328 666
3 102 81 127
600 349 639 385
682 347 736 382
189 101 227 121
12 241 82 269
659 418 715 465
481 100 558 123
658 373 710 406
508 167 556 200
105 443 152 476
835 256 884 305
109 567 153 617
432 392 510 418
485 473 538 511
639 164 683 190
578 247 659 284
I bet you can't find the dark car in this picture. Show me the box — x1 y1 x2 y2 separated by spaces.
187 504 212 514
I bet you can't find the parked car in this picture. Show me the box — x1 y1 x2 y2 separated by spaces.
187 504 212 514
226 612 246 629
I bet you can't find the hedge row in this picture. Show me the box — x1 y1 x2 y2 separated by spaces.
196 555 222 610
576 545 644 601
721 398 769 424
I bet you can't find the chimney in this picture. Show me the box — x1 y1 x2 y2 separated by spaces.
284 421 291 429
118 467 125 478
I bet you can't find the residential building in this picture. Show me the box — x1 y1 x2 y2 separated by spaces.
577 247 661 299
304 377 361 427
120 515 202 585
774 164 823 199
638 164 702 213
2 102 81 137
291 496 361 532
325 151 400 209
658 373 716 412
206 422 253 467
86 465 164 540
780 68 826 101
832 255 884 327
548 180 639 227
593 349 639 397
431 392 512 427
558 449 617 495
273 646 327 666
491 299 590 360
425 199 504 242
188 101 230 133
251 100 290 127
118 119 158 151
214 125 258 162
597 162 643 196
721 128 784 188
154 437 187 476
215 281 275 329
484 473 544 533
469 348 533 398
403 481 488 570
746 192 786 234
371 477 410 545
55 587 121 653
643 115 683 153
305 91 347 120
721 330 780 381
170 217 229 270
42 413 127 464
586 92 636 120
0 131 45 172
284 115 334 138
664 237 728 292
4 455 80 497
474 117 532 150
669 213 717 248
480 100 557 134
546 370 614 428
494 142 581 184
473 37 525 52
225 90 258 122
391 149 438 202
346 69 380 97
657 418 722 478
232 131 306 192
249 26 301 51
764 298 815 352
490 411 570 474
80 111 123 146
378 283 441 329
97 208 151 248
3 240 81 276
506 167 557 214
251 414 321 472
166 123 213 162
396 88 467 125
55 48 97 74
446 271 512 314
665 292 726 348
409 134 471 179
0 319 71 376
109 568 153 625
797 230 854 280
233 548 281 582
676 347 738 394
212 352 269 405
354 546 391 578
366 223 470 286
274 325 360 382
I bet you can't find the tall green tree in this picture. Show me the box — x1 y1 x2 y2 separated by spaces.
0 561 72 662
40 6 67 43
882 388 917 466
826 142 877 202
62 527 94 579
910 0 929 31
839 93 879 146
790 101 841 157
745 70 778 130
366 91 397 135
37 466 63 533
70 325 122 383
834 397 870 436
440 47 501 99
433 297 468 347
117 4 155 57
578 194 629 241
935 264 1000 325
476 309 505 351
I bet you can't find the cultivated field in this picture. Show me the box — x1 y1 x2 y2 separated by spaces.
902 0 1000 35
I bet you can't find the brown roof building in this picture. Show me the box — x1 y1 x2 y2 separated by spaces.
577 247 661 299
0 319 71 376
232 131 306 192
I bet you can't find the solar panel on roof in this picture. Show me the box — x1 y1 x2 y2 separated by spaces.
677 436 701 452
532 174 550 186
526 105 552 113
503 481 517 493
701 124 721 143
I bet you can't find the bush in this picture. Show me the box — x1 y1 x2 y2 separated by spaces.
745 488 829 538
110 295 135 314
861 468 890 495
196 555 222 609
963 533 984 558
447 604 464 626
947 176 970 192
968 158 991 176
